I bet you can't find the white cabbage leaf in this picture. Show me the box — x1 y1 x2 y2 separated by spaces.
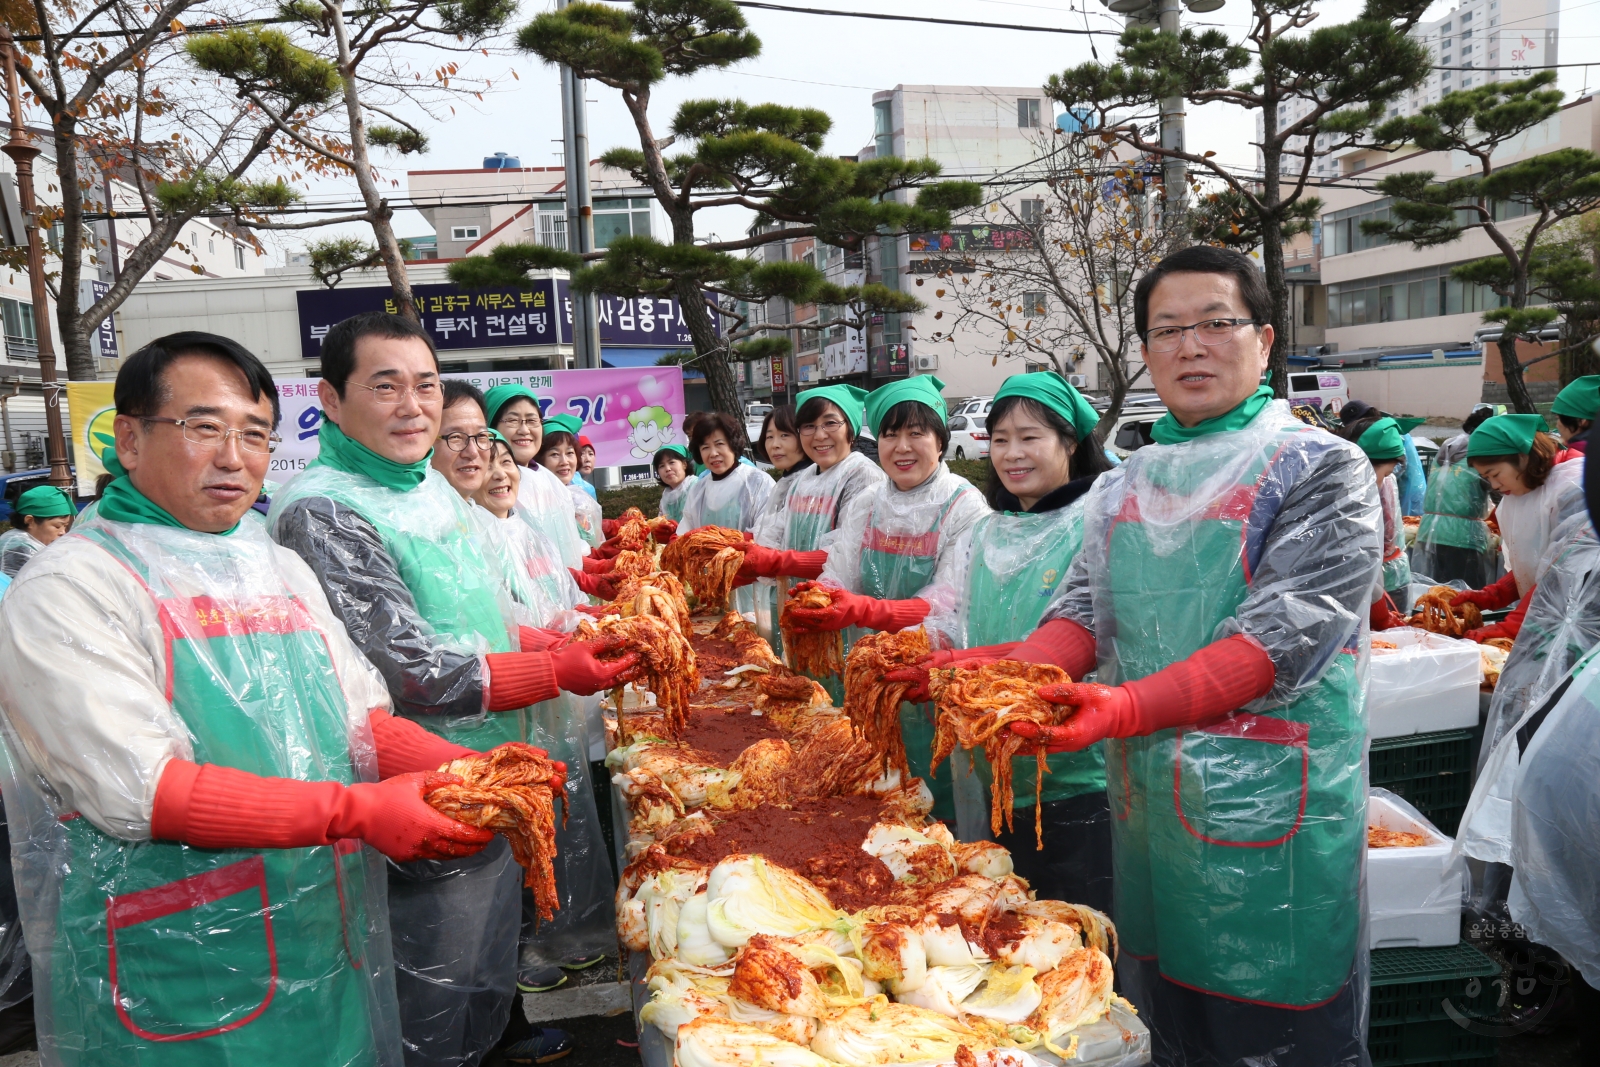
675 1017 836 1067
677 891 735 967
706 855 841 948
895 964 990 1017
961 965 1042 1024
809 997 981 1065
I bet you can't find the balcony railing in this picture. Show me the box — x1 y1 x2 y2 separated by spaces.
3 335 38 362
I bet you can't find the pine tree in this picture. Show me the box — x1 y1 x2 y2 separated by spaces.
1364 72 1600 412
460 0 980 414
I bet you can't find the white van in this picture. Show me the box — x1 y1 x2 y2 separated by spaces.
1287 372 1350 415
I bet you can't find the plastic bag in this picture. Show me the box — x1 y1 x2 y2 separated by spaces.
569 482 604 549
1368 788 1465 950
1508 646 1600 988
1040 400 1378 1061
516 461 590 569
0 515 403 1067
1457 514 1600 867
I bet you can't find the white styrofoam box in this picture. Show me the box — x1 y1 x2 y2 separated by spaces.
1367 627 1481 739
1368 792 1463 950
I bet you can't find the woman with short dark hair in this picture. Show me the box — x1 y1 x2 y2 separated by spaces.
1 485 75 577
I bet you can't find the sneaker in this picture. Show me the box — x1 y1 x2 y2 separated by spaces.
516 965 568 994
559 954 605 972
500 1026 573 1064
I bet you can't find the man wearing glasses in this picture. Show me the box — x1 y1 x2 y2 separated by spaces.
269 312 632 1067
0 332 514 1063
987 247 1382 1065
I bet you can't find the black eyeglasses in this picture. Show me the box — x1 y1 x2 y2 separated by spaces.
439 431 492 452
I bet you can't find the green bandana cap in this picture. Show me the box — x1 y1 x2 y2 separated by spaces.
1468 413 1547 458
864 376 947 435
1356 417 1406 462
1150 386 1275 445
994 371 1102 441
654 444 690 463
484 383 542 428
486 428 509 445
542 413 582 437
16 485 74 518
795 384 869 436
1394 417 1427 434
1551 376 1600 421
311 418 432 491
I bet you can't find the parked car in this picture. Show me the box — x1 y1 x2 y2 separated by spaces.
1106 408 1168 460
950 396 993 420
946 414 989 460
1286 371 1350 416
0 468 80 523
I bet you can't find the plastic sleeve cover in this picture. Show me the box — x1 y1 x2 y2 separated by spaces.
921 522 977 649
516 463 589 568
273 495 489 720
679 463 777 536
1211 438 1381 703
0 540 192 839
0 529 41 578
752 477 795 549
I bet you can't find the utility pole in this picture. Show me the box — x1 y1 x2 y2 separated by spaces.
1156 0 1187 226
556 0 601 372
2 27 74 492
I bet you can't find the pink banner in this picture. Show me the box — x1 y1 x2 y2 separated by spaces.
268 366 687 483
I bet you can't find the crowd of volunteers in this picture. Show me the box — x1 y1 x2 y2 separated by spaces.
0 245 1595 1067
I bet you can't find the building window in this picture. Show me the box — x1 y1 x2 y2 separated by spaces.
1460 10 1471 21
1019 198 1045 224
1017 98 1041 128
1325 259 1539 327
234 244 245 270
0 297 37 360
1323 197 1394 256
1022 291 1047 317
874 100 894 159
208 239 215 253
451 226 481 241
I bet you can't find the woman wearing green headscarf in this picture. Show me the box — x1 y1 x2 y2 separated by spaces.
1 484 75 577
1414 406 1497 588
1451 414 1586 641
903 372 1116 905
781 376 989 822
653 445 693 522
1336 414 1414 615
483 383 591 570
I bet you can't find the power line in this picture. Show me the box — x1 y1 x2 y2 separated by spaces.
727 1 1120 35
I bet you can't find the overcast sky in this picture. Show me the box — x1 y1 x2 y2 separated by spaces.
272 0 1598 260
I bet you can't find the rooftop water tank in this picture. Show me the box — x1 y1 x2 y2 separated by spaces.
483 152 521 169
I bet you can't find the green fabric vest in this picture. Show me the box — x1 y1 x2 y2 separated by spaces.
1099 416 1365 1007
853 487 970 822
1417 459 1491 552
964 503 1106 808
52 523 383 1066
270 465 523 749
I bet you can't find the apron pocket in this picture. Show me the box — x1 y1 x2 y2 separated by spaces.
1173 715 1309 847
107 855 277 1041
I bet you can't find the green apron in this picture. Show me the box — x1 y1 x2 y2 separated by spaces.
965 505 1106 813
1417 459 1490 552
658 483 689 524
53 524 385 1066
1100 423 1365 1007
854 487 971 822
272 468 523 751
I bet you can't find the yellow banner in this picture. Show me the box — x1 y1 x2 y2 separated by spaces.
65 382 116 498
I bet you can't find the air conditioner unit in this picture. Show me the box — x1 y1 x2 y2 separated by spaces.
916 355 939 371
1067 374 1087 388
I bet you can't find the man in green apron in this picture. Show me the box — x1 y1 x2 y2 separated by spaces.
1004 247 1382 1067
269 312 635 1067
0 332 521 1066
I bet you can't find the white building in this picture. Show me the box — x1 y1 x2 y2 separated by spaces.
1259 0 1561 178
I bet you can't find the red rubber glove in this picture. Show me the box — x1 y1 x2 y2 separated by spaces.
651 518 678 544
152 759 494 862
592 537 624 560
1369 592 1408 632
735 544 827 583
581 555 618 575
783 583 930 633
570 568 619 601
518 626 572 653
882 644 1023 702
1466 586 1532 642
602 518 621 539
483 651 559 711
368 709 476 779
1009 618 1099 682
1452 571 1520 612
551 636 641 695
1012 634 1275 752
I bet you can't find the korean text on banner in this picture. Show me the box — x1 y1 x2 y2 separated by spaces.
269 367 688 484
65 381 117 497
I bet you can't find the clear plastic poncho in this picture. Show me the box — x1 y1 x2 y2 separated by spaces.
773 450 886 554
1457 511 1600 868
0 514 402 1067
516 462 590 570
658 480 691 523
1507 645 1600 988
0 528 43 578
679 462 775 537
1380 473 1413 607
1498 456 1585 595
1040 400 1379 1058
750 476 799 652
1412 455 1494 587
465 504 617 965
568 481 604 550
